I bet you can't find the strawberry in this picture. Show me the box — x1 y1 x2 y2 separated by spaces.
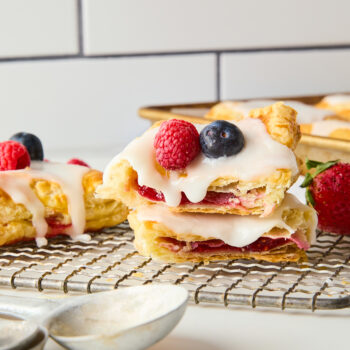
301 159 350 234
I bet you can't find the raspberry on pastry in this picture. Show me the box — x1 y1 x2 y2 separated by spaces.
0 141 31 171
128 194 317 263
97 102 301 217
154 119 200 170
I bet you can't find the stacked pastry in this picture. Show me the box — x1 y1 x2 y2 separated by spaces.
206 94 350 141
98 103 317 263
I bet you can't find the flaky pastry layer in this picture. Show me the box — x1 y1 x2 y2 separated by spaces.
0 169 128 246
128 206 315 263
98 159 296 216
206 102 301 150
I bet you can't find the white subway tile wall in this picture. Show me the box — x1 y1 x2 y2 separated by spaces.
0 55 215 151
0 0 79 58
83 0 350 55
221 50 350 99
0 0 350 152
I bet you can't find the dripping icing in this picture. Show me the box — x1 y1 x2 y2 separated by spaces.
104 119 299 207
0 161 90 245
136 194 317 248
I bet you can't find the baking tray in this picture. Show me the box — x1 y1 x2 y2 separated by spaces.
0 223 349 311
138 94 350 166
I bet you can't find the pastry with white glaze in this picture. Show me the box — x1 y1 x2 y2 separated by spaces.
98 103 301 217
206 99 335 125
128 194 317 263
316 94 350 121
300 120 350 141
0 161 128 247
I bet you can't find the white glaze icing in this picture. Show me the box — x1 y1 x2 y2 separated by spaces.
136 194 317 248
0 161 90 245
323 94 350 105
228 99 333 124
104 119 299 207
311 120 350 137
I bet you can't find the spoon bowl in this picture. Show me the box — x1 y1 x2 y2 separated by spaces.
45 285 188 350
0 285 188 350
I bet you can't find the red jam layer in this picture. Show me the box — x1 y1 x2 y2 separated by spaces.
159 236 291 254
46 219 72 236
138 185 237 206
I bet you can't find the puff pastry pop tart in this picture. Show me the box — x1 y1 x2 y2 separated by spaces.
98 103 301 217
300 120 350 141
316 94 350 121
205 99 335 124
0 133 128 247
128 194 317 263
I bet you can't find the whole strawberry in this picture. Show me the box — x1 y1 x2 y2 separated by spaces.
301 159 350 235
154 119 200 170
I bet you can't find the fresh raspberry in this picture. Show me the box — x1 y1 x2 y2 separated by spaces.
0 141 31 171
154 119 200 170
67 158 90 168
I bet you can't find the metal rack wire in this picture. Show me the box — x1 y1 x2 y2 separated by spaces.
0 222 349 311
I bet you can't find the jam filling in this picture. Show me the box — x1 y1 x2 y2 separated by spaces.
138 185 239 206
159 236 291 254
46 219 72 236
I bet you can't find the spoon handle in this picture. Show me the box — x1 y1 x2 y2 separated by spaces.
0 294 59 320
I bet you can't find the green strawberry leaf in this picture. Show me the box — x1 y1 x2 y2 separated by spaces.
300 173 313 188
306 159 323 170
300 159 339 189
305 188 315 207
313 159 339 178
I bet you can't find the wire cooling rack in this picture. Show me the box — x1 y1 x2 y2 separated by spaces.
0 222 349 311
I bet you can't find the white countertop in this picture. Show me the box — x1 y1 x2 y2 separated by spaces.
43 303 350 350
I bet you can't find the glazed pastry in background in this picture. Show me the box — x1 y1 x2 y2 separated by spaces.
128 194 317 263
98 103 301 217
0 133 128 247
300 120 350 141
206 99 335 125
316 94 350 121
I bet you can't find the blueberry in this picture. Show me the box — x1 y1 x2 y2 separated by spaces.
10 132 44 161
200 120 244 159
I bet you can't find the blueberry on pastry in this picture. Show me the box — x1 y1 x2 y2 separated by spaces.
0 135 128 247
128 194 317 263
98 102 301 217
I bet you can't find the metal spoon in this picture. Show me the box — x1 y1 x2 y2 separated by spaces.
0 285 188 350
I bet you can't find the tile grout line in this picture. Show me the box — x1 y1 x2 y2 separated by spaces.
216 52 221 101
77 0 84 55
0 44 350 63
